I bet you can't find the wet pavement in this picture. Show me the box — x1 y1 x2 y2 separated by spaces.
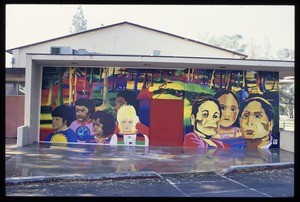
5 137 295 197
5 137 294 178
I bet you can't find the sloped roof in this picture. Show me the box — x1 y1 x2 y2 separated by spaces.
6 21 247 58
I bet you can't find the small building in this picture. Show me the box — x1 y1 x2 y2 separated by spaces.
6 21 294 150
5 68 25 138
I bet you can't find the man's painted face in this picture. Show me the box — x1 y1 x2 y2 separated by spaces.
119 118 134 133
115 97 127 112
239 101 273 140
75 105 90 123
92 118 103 136
218 93 239 127
52 116 64 131
193 100 221 137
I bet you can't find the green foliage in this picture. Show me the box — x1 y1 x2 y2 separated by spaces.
55 67 64 106
279 83 294 118
198 31 295 61
69 6 87 33
277 48 294 61
198 32 246 54
241 36 274 59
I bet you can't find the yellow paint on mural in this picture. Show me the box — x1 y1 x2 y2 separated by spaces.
40 113 52 120
50 133 68 143
40 124 52 129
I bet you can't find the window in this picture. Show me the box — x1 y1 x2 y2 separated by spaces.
6 81 25 95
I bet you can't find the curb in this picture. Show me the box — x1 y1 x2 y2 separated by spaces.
6 171 164 186
217 162 294 175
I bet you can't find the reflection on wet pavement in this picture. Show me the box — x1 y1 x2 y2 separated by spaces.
6 142 294 178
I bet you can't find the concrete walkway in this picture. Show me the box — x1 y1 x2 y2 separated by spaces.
5 137 294 182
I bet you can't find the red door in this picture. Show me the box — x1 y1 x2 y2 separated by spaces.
149 99 184 146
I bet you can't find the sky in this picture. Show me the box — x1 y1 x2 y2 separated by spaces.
5 4 295 67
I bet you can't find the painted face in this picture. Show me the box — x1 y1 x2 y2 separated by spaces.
92 118 103 136
75 105 90 123
115 97 127 112
193 100 221 137
119 118 134 133
218 93 239 127
52 116 64 131
239 101 273 140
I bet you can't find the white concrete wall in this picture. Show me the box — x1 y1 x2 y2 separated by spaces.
21 56 42 145
124 25 237 58
12 23 240 68
280 130 294 153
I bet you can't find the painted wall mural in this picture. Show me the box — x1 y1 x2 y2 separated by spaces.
40 67 279 148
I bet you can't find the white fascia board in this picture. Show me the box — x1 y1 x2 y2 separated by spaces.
27 54 294 75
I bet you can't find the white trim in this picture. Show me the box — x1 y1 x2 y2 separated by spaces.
28 54 294 78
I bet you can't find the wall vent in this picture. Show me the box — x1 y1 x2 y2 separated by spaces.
153 50 161 56
50 46 73 55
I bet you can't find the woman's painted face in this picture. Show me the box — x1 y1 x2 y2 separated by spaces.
217 93 239 127
239 101 273 140
52 116 64 131
115 97 127 112
92 118 103 136
119 118 134 133
194 101 221 136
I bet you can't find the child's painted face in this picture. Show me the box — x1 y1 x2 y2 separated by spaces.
75 105 90 123
92 118 103 136
193 101 221 136
217 93 239 127
52 116 64 131
120 118 134 133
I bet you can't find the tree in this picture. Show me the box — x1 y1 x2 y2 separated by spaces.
69 6 87 33
55 67 64 106
197 32 282 60
277 48 294 61
279 83 294 118
210 70 216 89
96 67 114 113
198 32 246 54
245 37 276 59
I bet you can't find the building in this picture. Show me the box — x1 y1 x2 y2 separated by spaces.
5 68 25 138
6 21 294 150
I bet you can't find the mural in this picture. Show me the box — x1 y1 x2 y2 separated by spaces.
111 105 149 146
89 110 115 144
45 105 77 143
40 67 279 148
70 98 95 143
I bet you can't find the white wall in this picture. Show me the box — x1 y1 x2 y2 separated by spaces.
23 57 42 145
280 131 294 153
12 23 240 68
124 25 236 58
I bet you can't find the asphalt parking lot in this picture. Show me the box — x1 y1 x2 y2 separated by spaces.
5 168 294 197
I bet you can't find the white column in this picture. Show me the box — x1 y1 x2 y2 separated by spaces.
17 56 42 146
